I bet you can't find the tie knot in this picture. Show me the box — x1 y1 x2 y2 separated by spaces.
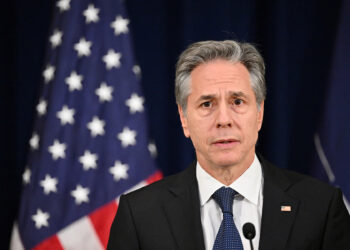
212 187 237 214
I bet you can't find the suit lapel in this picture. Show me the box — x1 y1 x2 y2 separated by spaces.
258 157 299 250
162 163 205 250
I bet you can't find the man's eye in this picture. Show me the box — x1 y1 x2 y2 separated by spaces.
234 99 243 105
202 101 212 108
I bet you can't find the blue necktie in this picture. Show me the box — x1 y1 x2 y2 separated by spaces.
212 187 243 250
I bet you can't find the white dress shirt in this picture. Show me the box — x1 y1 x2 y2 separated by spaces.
196 154 263 250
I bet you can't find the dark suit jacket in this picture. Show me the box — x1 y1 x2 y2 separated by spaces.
107 157 350 250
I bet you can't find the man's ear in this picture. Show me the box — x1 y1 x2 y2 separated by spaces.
257 101 264 131
178 105 190 138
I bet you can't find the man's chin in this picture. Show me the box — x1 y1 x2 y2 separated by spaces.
211 158 241 169
209 150 241 164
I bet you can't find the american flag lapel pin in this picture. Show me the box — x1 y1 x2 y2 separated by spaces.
281 205 292 212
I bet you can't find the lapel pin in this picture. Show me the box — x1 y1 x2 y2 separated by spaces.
281 205 291 212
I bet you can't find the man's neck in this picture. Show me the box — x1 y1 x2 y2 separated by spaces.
198 154 255 186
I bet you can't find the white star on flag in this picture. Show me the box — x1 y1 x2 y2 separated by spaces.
111 15 129 36
117 127 137 148
49 29 63 48
148 141 158 158
22 167 31 185
87 116 105 137
102 49 122 69
65 71 83 91
32 209 50 229
74 37 92 57
71 185 90 205
132 65 141 77
56 105 75 125
83 4 100 23
109 161 129 181
56 0 71 12
125 93 144 114
40 175 58 195
29 133 39 150
79 150 98 171
36 99 47 116
43 65 55 83
95 82 114 102
48 140 67 160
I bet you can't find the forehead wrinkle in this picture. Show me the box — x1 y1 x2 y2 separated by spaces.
202 75 240 86
198 90 248 100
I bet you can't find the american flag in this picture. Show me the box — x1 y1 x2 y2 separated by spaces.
10 0 161 249
280 206 291 212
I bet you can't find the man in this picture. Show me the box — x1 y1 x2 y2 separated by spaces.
107 40 350 250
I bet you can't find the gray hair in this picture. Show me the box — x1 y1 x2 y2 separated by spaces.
175 40 266 113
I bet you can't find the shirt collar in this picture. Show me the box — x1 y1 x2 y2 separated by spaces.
196 154 262 206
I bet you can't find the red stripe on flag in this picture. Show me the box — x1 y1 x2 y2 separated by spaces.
146 170 163 184
33 234 64 250
89 201 118 249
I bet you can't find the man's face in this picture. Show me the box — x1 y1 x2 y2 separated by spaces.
178 59 264 171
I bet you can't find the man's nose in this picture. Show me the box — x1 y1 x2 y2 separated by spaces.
216 103 232 128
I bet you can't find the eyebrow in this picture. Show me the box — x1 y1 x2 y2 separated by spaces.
197 94 215 101
229 91 248 99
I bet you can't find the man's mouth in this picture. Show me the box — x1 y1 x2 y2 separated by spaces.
212 138 239 146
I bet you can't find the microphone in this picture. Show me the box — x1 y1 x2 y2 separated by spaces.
243 222 256 250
